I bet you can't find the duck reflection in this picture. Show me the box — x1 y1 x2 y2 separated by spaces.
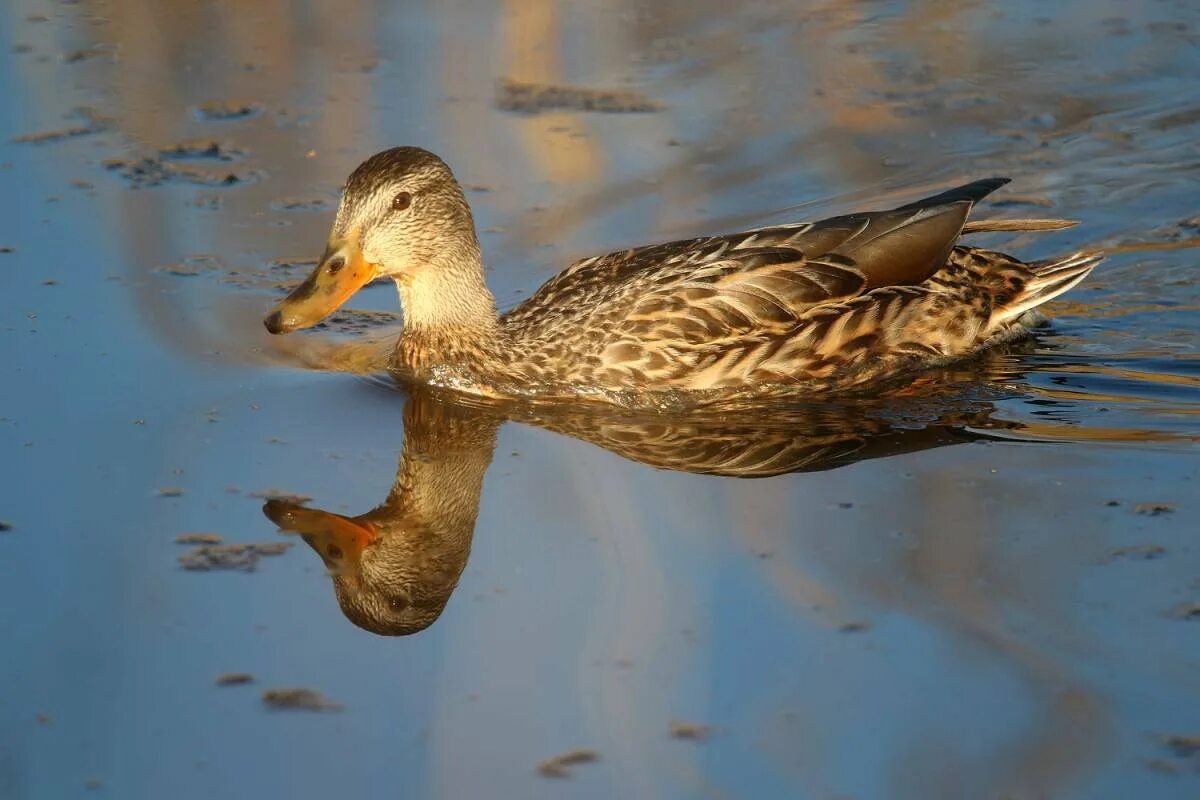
264 395 501 636
264 385 1013 635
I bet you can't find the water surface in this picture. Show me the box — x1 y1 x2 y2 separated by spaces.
1 1 1198 798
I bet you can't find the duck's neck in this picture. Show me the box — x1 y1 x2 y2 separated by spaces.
394 243 506 370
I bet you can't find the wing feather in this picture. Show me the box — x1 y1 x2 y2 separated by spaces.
505 178 1013 386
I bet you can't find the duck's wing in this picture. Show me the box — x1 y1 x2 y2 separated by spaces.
506 178 1009 334
602 178 1009 338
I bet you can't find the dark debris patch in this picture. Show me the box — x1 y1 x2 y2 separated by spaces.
104 156 265 189
1107 544 1167 562
1145 758 1181 775
669 721 710 740
263 257 319 281
0 521 13 532
536 749 599 778
175 532 223 545
269 194 336 213
192 100 264 121
262 687 342 711
268 256 319 271
222 253 353 294
63 47 114 64
154 254 225 277
496 78 663 114
1163 735 1200 758
1168 603 1200 621
1121 216 1200 246
177 541 293 572
11 106 113 144
1134 502 1176 516
984 194 1054 208
156 139 248 162
215 672 255 686
314 308 403 335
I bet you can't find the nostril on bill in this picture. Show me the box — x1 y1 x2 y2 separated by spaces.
263 310 284 334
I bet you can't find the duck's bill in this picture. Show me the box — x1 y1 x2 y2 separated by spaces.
263 238 376 334
262 499 378 574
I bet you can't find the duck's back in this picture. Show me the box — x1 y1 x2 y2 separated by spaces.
500 179 1097 399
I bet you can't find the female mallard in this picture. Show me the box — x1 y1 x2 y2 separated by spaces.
263 146 1099 407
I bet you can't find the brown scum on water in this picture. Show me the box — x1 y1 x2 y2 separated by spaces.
495 78 662 114
536 748 599 778
177 541 292 572
261 688 342 711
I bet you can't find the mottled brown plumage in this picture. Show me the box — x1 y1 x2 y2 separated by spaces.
265 147 1100 408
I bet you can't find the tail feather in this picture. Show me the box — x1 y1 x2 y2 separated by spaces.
963 218 1079 234
989 251 1102 328
895 177 1010 211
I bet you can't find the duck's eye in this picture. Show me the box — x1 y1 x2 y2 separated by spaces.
391 191 412 211
326 256 346 275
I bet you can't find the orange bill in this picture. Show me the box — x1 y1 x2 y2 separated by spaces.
263 235 376 334
262 499 378 574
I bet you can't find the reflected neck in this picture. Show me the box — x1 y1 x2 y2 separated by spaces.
379 400 500 535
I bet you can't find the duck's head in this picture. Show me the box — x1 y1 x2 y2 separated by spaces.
264 146 482 335
263 498 466 636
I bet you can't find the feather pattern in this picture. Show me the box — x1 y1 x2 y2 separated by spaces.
487 180 1099 403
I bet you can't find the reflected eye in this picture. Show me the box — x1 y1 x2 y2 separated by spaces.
391 191 412 211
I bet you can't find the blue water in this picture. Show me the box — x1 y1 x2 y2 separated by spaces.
1 2 1197 798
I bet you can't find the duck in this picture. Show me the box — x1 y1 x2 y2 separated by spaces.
263 146 1100 408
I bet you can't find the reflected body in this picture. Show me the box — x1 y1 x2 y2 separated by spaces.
265 383 1016 635
265 148 1098 408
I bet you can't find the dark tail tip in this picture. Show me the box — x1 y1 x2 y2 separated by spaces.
896 177 1011 211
